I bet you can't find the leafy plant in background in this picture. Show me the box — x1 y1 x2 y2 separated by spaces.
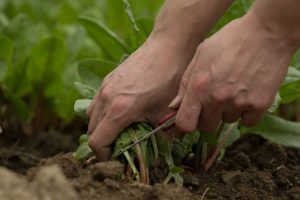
0 0 95 132
0 0 160 132
72 0 300 186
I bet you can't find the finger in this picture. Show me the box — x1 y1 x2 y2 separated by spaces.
168 95 182 109
198 106 222 133
241 110 265 127
87 103 104 135
169 54 198 109
88 116 129 161
176 93 202 133
87 96 98 118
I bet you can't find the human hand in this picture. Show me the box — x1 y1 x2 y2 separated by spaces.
170 11 299 133
87 36 194 161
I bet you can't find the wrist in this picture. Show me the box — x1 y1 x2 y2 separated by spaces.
244 10 300 53
147 29 200 56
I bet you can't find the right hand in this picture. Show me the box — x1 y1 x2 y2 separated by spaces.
87 35 195 161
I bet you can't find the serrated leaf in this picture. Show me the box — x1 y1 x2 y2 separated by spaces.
79 16 129 61
74 99 91 119
242 114 300 148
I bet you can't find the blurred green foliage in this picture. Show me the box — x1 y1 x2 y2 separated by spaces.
1 0 300 132
0 0 162 128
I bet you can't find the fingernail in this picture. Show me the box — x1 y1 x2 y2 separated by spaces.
168 95 182 109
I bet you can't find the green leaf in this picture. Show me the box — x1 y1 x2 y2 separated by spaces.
242 114 300 148
78 16 129 61
218 123 240 148
268 93 281 113
74 81 97 99
111 123 153 160
78 59 118 90
156 135 183 186
170 166 184 174
123 0 145 48
135 17 154 37
0 34 13 81
79 134 89 144
172 131 200 164
280 67 300 103
73 134 93 161
200 132 218 145
27 37 66 83
74 99 92 119
2 86 31 121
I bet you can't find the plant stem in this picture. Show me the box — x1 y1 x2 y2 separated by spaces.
134 141 148 184
163 172 173 185
200 187 210 200
201 142 208 166
125 164 133 182
124 151 140 182
216 122 225 138
150 134 159 159
204 122 238 171
130 128 148 184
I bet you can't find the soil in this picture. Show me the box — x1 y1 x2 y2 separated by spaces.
0 130 299 200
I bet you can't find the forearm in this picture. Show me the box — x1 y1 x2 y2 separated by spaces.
249 0 300 48
150 0 234 53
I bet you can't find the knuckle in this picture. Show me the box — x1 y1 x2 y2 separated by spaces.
211 89 232 105
109 97 131 115
193 78 207 92
111 98 130 111
98 86 111 102
234 98 248 109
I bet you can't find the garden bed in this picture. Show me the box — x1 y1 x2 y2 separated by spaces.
0 132 299 200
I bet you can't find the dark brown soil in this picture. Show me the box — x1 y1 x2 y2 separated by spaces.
0 131 299 200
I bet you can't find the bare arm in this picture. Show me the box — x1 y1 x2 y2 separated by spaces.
151 0 234 53
251 0 300 47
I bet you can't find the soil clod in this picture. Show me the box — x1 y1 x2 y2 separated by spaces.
91 161 125 180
